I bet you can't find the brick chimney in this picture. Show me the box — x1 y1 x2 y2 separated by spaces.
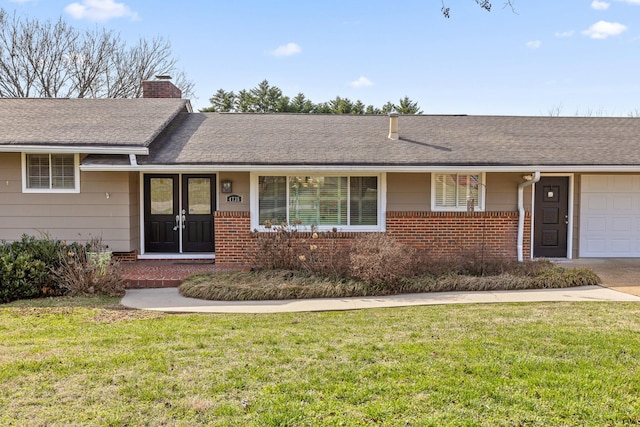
142 76 182 98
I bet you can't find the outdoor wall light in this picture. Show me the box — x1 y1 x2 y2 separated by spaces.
221 179 232 193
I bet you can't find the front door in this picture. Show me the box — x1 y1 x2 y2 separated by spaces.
144 174 216 253
182 174 215 252
534 176 569 258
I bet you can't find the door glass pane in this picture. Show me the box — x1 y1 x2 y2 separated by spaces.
188 178 211 215
150 178 174 215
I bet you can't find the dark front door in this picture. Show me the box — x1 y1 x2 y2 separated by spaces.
144 174 215 253
182 174 215 252
534 176 569 258
144 174 179 253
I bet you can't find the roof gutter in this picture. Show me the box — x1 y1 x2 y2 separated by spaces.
517 171 540 262
0 145 149 155
78 164 640 173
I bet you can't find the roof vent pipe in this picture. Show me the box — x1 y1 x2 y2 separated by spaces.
388 112 399 140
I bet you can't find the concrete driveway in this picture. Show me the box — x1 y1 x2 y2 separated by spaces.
562 258 640 296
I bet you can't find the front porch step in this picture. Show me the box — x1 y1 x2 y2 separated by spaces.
121 260 236 288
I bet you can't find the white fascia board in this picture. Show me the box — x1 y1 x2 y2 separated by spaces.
80 165 140 172
81 164 640 173
0 145 149 155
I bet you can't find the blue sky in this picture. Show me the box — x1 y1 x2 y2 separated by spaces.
3 0 640 116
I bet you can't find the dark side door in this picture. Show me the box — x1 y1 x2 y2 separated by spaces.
534 176 569 258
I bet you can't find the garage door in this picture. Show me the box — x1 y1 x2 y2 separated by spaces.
580 175 640 257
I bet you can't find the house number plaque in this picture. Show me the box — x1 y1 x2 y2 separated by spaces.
226 194 242 203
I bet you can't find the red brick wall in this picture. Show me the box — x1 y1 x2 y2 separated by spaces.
214 211 254 265
386 211 531 259
141 80 182 98
213 211 531 265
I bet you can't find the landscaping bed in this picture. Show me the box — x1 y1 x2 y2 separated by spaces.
182 230 600 301
180 264 600 301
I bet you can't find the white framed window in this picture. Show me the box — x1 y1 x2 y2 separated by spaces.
22 153 80 193
253 173 384 231
431 172 485 211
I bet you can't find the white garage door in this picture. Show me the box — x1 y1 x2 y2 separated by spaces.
580 175 640 257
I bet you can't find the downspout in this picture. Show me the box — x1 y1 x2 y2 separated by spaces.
517 171 540 262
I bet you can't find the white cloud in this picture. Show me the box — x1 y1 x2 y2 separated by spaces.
349 76 373 88
555 30 575 37
591 0 610 9
526 40 542 49
64 0 139 22
270 43 301 57
582 20 627 38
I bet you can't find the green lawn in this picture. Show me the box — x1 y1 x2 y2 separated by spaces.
1 298 639 426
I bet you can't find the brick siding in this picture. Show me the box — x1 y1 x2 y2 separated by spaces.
213 211 531 265
386 211 530 259
214 211 254 265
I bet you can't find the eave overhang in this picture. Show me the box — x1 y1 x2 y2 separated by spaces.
0 145 149 155
79 163 640 173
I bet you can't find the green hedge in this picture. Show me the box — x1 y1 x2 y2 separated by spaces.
0 235 65 303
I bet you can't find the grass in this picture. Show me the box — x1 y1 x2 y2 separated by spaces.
179 267 601 301
1 298 640 425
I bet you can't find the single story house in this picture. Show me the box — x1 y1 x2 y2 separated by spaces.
2 79 640 264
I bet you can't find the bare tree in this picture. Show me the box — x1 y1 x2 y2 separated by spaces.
546 104 563 117
0 8 193 98
441 0 516 18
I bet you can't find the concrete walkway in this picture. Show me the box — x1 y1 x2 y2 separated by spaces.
120 285 640 314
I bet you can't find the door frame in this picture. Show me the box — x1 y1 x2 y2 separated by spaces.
139 171 218 259
532 173 574 259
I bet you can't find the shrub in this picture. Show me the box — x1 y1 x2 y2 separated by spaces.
349 234 420 288
248 223 350 277
53 244 125 297
0 235 125 303
248 222 299 270
295 230 350 279
0 235 63 303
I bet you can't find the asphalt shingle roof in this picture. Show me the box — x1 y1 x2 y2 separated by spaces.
136 112 640 167
0 98 189 148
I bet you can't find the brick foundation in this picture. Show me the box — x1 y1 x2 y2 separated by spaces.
113 250 138 263
213 211 531 264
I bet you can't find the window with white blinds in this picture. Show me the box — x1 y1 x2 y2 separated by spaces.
433 173 483 211
258 176 287 224
258 175 379 228
23 153 79 192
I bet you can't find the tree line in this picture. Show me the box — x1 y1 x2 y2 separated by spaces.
201 80 423 115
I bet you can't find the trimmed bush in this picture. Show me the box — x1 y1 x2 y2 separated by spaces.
0 235 61 303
